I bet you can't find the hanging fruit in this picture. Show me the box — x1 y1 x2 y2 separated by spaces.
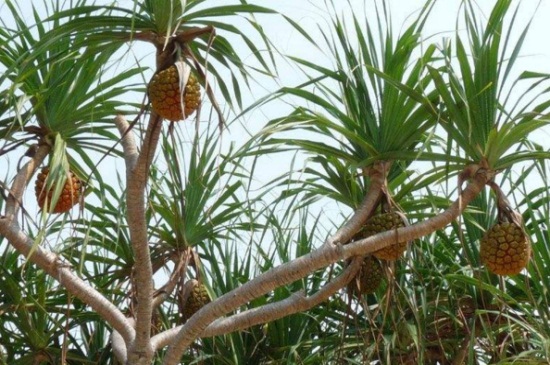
480 182 531 276
358 211 409 261
348 255 384 296
35 167 81 213
149 64 201 122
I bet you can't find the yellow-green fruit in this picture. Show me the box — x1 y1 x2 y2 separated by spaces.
480 222 530 275
362 212 408 260
183 281 211 321
35 167 81 213
348 256 384 296
149 65 201 121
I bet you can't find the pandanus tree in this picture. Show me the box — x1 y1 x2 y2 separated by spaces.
1 0 550 364
254 0 550 363
257 0 440 250
0 0 276 364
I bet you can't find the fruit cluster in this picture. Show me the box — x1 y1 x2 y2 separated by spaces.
182 280 211 321
480 222 530 276
34 167 81 213
348 255 384 295
359 212 409 261
149 65 201 122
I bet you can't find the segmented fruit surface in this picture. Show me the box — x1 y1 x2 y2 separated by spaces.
348 256 384 296
149 65 201 121
360 212 408 260
35 167 81 213
183 282 211 321
183 74 201 116
480 222 530 275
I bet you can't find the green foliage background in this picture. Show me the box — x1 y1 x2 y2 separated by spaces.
1 0 550 364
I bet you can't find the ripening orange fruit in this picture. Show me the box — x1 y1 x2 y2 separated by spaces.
149 65 201 121
35 167 81 213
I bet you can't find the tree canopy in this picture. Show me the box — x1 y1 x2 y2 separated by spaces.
1 1 550 364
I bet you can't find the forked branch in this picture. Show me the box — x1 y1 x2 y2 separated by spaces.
152 256 363 349
328 161 390 245
160 167 491 365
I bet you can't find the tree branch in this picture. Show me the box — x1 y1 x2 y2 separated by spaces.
204 256 362 337
124 42 174 363
114 114 138 171
0 219 136 344
151 257 362 350
125 112 163 364
343 170 491 258
328 161 389 245
0 132 136 352
111 317 135 364
3 143 50 218
175 26 215 44
160 168 491 364
158 162 388 364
